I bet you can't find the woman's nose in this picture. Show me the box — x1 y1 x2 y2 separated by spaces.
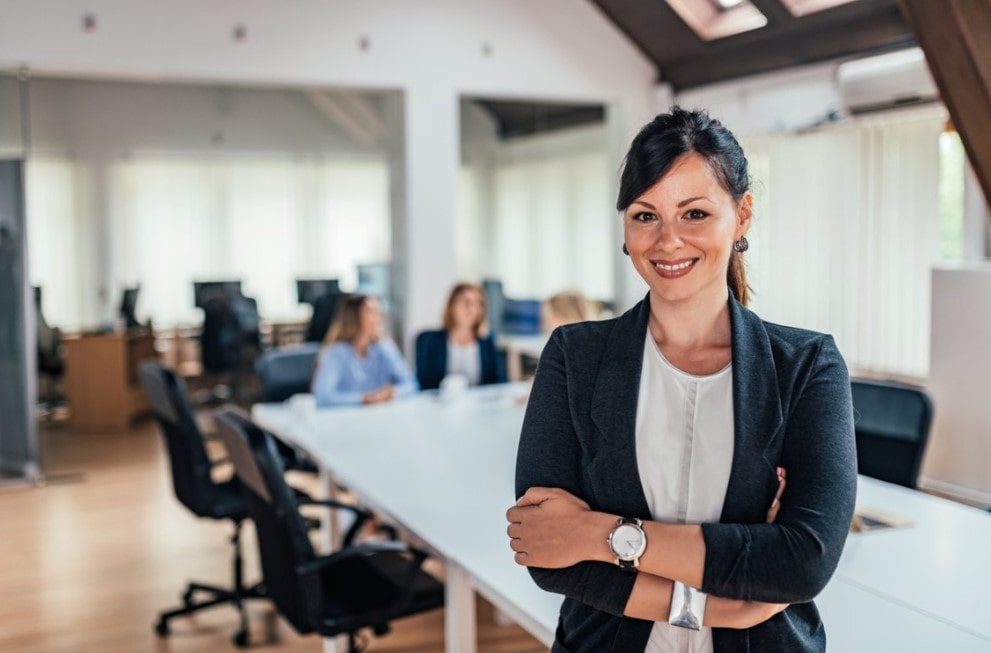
654 221 684 250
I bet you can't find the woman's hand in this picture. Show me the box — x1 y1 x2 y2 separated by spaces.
766 467 787 523
362 384 395 404
506 487 610 569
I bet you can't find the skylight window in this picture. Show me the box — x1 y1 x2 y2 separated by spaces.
779 0 860 17
667 0 768 41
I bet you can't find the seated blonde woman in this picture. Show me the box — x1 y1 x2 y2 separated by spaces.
310 294 417 407
542 289 598 333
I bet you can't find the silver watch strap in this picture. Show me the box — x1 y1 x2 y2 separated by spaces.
669 580 707 630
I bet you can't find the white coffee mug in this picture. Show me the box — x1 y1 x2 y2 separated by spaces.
288 393 317 421
439 374 469 402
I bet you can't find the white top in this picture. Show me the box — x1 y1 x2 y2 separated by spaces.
636 332 735 653
447 339 482 386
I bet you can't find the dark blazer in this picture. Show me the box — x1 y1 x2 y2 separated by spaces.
515 295 857 653
414 329 506 391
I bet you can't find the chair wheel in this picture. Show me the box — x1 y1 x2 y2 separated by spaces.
154 620 169 637
232 630 250 648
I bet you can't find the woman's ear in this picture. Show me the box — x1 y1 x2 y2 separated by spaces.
736 192 754 239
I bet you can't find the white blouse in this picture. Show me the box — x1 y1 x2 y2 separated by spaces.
446 339 481 386
636 331 735 653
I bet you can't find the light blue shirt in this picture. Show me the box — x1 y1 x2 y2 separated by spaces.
311 339 418 407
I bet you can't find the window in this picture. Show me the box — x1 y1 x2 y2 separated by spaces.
938 130 965 261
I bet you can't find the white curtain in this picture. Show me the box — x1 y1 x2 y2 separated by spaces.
743 108 944 378
105 155 390 326
26 157 99 329
487 151 613 301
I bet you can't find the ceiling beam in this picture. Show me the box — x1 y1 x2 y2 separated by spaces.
665 10 913 87
900 0 991 209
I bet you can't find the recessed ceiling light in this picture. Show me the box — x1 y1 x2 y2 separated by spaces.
713 0 745 9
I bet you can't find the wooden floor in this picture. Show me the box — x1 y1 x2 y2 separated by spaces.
0 416 548 653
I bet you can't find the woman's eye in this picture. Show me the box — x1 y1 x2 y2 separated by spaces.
632 211 655 222
685 208 708 220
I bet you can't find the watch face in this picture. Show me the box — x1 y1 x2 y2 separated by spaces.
612 523 645 560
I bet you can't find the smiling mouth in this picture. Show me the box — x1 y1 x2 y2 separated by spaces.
651 258 698 278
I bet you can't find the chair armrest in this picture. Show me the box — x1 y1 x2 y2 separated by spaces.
297 498 373 520
296 540 412 577
295 498 374 546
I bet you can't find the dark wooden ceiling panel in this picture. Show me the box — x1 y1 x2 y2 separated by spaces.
589 0 916 89
900 0 991 209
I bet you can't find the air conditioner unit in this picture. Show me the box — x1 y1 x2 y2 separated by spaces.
837 48 938 114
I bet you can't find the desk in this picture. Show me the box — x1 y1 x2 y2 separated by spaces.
496 334 548 382
254 384 991 653
63 329 156 430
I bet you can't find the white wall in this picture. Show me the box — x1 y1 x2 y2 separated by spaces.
674 60 844 136
924 265 991 505
0 0 657 340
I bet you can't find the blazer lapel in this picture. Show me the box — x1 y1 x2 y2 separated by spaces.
588 296 652 516
722 296 784 522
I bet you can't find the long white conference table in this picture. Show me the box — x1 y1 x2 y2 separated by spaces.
253 383 991 653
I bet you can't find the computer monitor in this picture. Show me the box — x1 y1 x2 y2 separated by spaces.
482 278 506 335
296 278 341 305
119 286 141 329
193 280 243 309
356 263 390 298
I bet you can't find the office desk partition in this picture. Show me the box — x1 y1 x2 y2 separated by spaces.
253 384 991 653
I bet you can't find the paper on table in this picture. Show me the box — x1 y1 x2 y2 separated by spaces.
850 504 913 532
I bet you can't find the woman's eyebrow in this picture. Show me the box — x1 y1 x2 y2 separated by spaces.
677 196 708 208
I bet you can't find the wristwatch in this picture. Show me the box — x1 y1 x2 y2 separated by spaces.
607 516 647 571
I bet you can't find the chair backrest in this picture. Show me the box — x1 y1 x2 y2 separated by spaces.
305 291 344 343
139 362 220 516
850 378 933 488
255 343 322 402
214 408 319 633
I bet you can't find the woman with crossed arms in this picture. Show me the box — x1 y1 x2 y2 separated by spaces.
507 108 856 652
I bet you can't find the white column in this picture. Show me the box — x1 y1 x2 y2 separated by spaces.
391 84 459 352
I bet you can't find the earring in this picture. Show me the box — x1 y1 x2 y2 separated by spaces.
733 237 749 253
622 243 630 256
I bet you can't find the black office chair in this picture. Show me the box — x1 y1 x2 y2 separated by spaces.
35 286 65 414
305 291 344 343
200 294 261 404
255 342 322 402
139 361 266 646
851 378 933 489
255 342 323 473
214 408 446 653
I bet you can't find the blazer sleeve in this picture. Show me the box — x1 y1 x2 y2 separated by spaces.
415 330 445 391
480 334 506 385
700 336 858 603
515 330 637 616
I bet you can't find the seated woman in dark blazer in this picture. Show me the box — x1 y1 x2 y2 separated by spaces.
415 282 505 391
